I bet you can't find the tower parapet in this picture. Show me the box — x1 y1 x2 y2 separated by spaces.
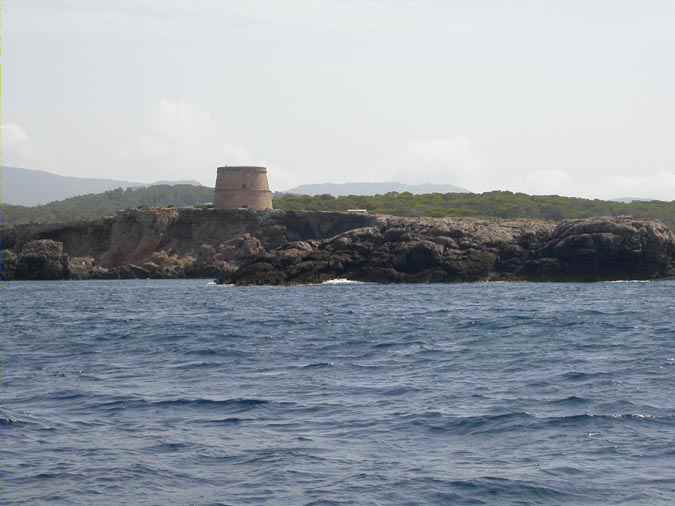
214 166 273 210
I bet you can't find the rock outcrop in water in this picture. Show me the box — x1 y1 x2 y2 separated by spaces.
1 209 673 283
221 216 674 284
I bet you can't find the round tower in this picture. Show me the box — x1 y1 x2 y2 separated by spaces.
213 166 273 210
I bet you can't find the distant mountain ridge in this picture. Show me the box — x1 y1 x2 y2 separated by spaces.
1 166 201 206
284 181 470 196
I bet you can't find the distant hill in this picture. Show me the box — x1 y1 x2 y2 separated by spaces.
1 166 142 206
5 185 675 230
1 166 203 206
1 184 214 226
284 181 470 196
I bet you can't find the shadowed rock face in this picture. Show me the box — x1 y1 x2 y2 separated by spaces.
222 215 675 285
540 218 674 280
0 209 378 280
1 210 673 282
14 240 70 280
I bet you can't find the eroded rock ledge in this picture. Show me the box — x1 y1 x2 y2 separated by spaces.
1 209 673 283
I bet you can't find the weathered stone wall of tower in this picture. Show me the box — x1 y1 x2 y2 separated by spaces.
214 166 273 210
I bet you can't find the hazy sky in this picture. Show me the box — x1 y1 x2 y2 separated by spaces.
3 1 675 198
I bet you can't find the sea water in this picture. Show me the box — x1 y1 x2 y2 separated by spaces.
1 280 675 505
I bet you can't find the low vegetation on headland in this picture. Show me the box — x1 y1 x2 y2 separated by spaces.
2 184 675 229
1 185 214 226
275 192 675 228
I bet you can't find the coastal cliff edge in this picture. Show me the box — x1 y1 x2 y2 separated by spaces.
1 209 672 283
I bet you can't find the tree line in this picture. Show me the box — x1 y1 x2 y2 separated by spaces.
2 186 675 229
274 191 675 227
1 185 214 226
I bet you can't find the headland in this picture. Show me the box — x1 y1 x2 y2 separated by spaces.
1 208 673 283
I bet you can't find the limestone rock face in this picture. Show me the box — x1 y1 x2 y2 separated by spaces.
396 240 444 274
100 208 178 267
217 215 675 285
238 235 265 258
15 240 70 280
231 261 286 285
3 209 675 283
542 217 674 279
217 217 548 285
68 256 98 280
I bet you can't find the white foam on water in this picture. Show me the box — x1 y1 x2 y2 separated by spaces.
629 413 656 420
321 278 364 285
206 281 234 287
607 280 652 283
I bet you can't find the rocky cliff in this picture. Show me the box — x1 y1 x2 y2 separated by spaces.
1 209 673 283
0 209 376 280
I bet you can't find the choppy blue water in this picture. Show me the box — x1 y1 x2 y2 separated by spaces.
2 280 675 505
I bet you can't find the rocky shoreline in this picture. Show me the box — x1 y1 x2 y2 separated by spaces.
1 209 673 283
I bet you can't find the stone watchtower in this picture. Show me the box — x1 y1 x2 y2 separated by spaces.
213 166 273 210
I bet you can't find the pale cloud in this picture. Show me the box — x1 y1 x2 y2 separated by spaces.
262 162 302 191
522 169 572 196
154 99 217 145
132 99 299 188
1 123 33 166
610 171 675 201
407 136 476 167
1 123 29 147
513 169 675 201
138 99 220 159
134 99 272 185
138 134 171 159
402 136 482 188
8 2 675 199
222 144 252 165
